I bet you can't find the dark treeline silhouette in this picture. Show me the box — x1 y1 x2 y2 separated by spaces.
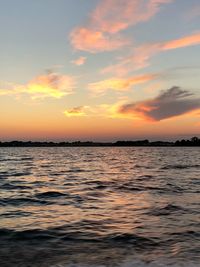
0 137 200 147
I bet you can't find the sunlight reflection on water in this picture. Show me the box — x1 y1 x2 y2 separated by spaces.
0 147 199 266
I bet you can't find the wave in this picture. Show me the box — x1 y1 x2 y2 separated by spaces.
105 233 158 247
0 227 159 248
49 261 200 267
161 164 200 170
117 185 143 192
0 182 30 190
147 204 186 216
0 171 31 178
1 211 32 218
50 262 200 267
35 191 67 198
136 175 154 181
0 227 199 266
66 168 89 173
134 164 153 169
169 230 200 239
0 197 50 206
0 228 56 241
20 157 34 161
0 157 33 162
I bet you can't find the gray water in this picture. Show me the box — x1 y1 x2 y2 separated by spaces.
0 147 199 267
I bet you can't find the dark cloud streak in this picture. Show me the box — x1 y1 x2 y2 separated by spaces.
119 86 200 121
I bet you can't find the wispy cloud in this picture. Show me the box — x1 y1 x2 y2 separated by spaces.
162 32 200 50
91 0 172 33
88 74 157 95
64 106 87 117
70 0 172 53
0 71 75 99
118 86 200 121
71 56 87 66
103 32 200 75
63 104 124 119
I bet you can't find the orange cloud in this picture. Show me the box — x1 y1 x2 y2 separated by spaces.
88 74 157 95
71 56 87 66
70 27 128 53
0 72 75 99
162 32 200 50
103 32 200 75
63 103 128 120
70 0 172 53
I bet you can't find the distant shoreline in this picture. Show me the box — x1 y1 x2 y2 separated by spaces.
0 137 200 147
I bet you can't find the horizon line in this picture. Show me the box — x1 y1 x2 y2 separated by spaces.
0 137 200 147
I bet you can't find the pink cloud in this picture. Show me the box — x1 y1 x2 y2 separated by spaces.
71 56 87 66
91 0 173 34
102 43 160 76
103 32 200 75
70 0 172 53
70 27 128 53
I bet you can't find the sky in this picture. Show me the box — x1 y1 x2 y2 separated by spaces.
0 0 200 141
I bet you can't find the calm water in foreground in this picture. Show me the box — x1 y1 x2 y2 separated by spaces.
0 147 199 267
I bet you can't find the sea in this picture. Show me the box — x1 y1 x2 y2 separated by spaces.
0 147 199 267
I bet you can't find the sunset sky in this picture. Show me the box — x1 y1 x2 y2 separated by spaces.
0 0 200 141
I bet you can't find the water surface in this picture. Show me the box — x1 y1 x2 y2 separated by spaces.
0 147 199 267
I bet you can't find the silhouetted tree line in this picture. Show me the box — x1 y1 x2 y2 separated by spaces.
175 136 200 146
0 137 199 147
